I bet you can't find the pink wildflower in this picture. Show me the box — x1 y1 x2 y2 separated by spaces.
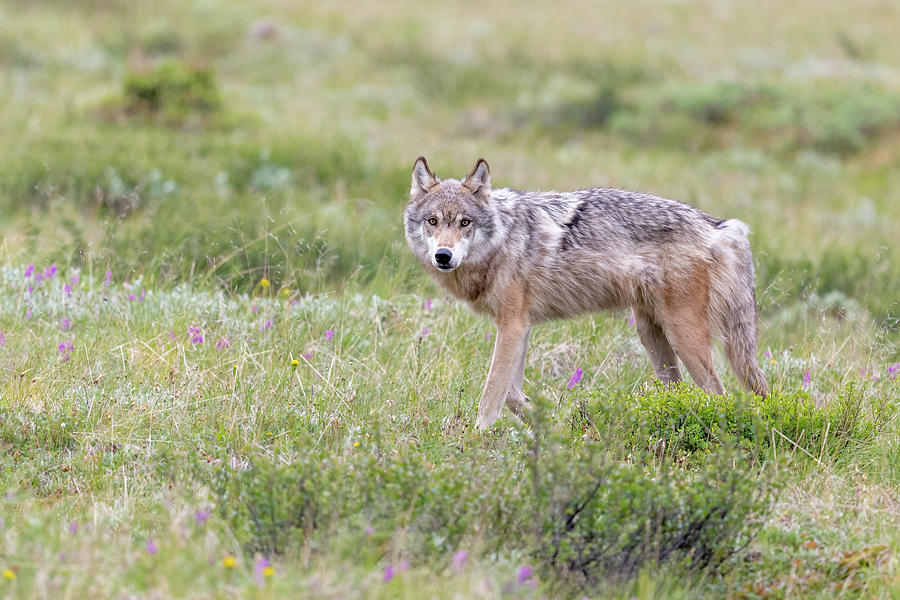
517 566 533 584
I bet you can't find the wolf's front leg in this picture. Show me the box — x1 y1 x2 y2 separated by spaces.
504 327 532 421
475 321 529 429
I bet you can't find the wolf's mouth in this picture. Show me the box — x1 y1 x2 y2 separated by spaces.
436 264 455 271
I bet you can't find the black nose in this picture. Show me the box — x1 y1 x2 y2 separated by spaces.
434 248 453 265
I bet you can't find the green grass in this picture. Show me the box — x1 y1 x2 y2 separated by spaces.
0 0 899 597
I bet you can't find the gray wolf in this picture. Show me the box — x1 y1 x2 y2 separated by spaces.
404 157 769 429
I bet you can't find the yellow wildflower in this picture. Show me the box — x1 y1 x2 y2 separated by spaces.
258 278 270 288
2 569 14 580
223 555 237 569
263 566 275 577
291 359 299 370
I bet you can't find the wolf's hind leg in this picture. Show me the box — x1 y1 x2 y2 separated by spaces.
659 293 726 396
505 328 533 420
633 308 682 385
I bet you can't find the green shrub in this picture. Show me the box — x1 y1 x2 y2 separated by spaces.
121 58 220 124
531 441 768 591
207 410 772 591
604 79 900 157
586 385 880 463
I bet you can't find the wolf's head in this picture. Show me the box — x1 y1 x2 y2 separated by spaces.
404 157 495 273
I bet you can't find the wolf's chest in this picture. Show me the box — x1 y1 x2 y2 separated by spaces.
433 268 494 314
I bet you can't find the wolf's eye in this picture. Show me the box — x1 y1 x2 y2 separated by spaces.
427 217 438 226
460 218 471 227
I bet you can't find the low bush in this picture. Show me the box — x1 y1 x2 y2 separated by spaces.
207 408 773 591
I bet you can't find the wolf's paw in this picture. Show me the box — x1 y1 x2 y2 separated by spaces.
505 394 533 422
475 406 502 430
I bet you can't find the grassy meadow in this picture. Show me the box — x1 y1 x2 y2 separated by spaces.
1 0 899 597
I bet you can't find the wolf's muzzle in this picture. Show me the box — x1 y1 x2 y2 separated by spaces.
434 248 453 269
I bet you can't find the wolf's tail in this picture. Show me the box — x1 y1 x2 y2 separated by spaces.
709 220 769 397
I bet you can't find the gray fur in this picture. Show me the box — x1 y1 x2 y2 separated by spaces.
405 157 769 429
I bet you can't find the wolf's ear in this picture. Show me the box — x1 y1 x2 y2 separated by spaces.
410 156 438 198
463 158 491 202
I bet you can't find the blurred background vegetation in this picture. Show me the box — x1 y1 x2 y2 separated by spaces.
1 2 900 597
0 0 897 340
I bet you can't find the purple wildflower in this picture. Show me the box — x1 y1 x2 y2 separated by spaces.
452 550 468 571
517 566 533 584
25 264 34 278
260 319 272 331
249 18 278 41
324 330 335 340
139 289 146 302
44 264 57 279
251 305 259 313
27 285 34 295
216 337 230 351
425 298 432 312
145 539 157 555
485 332 492 340
127 294 136 301
254 557 270 584
64 284 72 298
364 525 374 535
304 352 313 360
802 370 811 388
69 521 78 535
60 318 72 331
888 362 900 380
58 340 74 361
25 308 32 320
421 327 430 337
71 274 80 286
195 509 211 524
188 326 203 345
628 315 635 326
399 560 410 572
103 270 112 286
764 350 771 359
567 367 583 390
0 332 5 346
383 565 395 583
